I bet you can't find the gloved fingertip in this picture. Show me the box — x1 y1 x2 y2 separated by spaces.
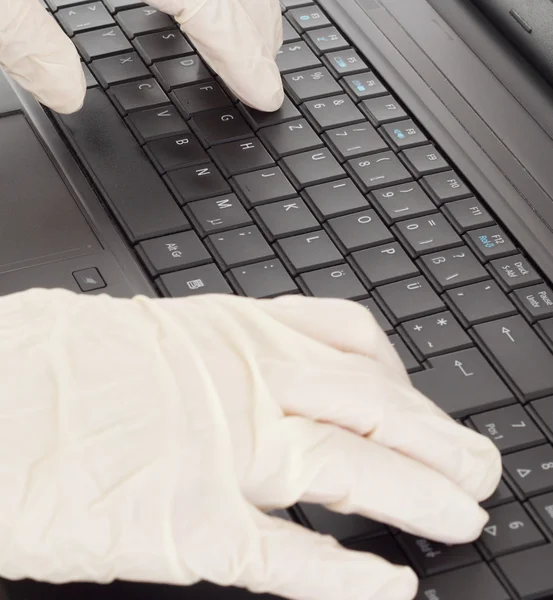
440 492 490 544
235 63 284 112
472 442 502 502
374 566 418 600
49 69 86 114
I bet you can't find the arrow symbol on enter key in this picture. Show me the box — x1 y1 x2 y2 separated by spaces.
502 327 515 342
454 360 473 377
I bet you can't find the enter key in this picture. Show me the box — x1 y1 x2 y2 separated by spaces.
411 348 514 418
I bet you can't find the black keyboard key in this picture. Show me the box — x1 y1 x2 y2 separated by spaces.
105 0 144 11
253 197 318 240
300 503 385 542
287 5 331 31
482 479 517 509
342 72 388 101
397 534 480 577
513 284 553 322
497 544 553 599
57 2 114 35
358 298 393 334
282 17 301 43
324 49 369 78
158 263 233 298
360 95 408 127
281 148 345 189
126 104 188 143
241 96 301 130
57 88 188 242
375 277 444 322
327 209 393 254
421 247 489 291
152 55 211 91
401 144 449 177
474 316 553 400
347 151 412 193
145 132 208 173
403 311 472 358
74 26 132 61
192 107 252 145
115 6 174 37
504 445 553 497
91 51 149 87
532 397 553 438
421 170 472 205
490 255 542 291
395 214 462 256
136 230 209 276
530 492 553 535
232 167 296 208
133 31 193 64
209 138 274 177
275 231 342 275
305 26 349 54
446 280 517 326
442 197 495 232
324 122 388 161
187 194 252 236
229 259 298 299
538 319 553 351
303 94 365 133
172 81 231 116
302 178 368 220
388 334 421 372
109 78 168 113
166 162 230 205
207 226 275 270
411 348 515 418
380 119 428 151
352 242 419 288
259 119 323 158
47 0 89 8
370 182 436 223
276 41 322 74
298 264 368 300
415 563 511 600
281 0 314 8
228 258 299 298
470 405 545 454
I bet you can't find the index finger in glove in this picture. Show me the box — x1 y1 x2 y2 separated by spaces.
146 0 284 111
0 0 85 113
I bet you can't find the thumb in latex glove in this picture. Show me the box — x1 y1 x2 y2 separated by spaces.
0 0 283 113
0 290 501 600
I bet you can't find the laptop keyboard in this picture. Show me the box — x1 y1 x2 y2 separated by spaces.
38 0 553 597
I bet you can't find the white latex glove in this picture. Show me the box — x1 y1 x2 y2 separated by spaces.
0 290 501 600
0 0 283 113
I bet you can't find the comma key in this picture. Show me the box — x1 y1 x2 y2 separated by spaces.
410 348 515 419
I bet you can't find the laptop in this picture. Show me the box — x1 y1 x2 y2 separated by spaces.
2 0 553 597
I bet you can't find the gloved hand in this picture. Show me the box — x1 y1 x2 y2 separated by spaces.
1 0 283 113
0 289 501 600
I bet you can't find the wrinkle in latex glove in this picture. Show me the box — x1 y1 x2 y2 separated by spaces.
0 290 501 600
0 0 283 113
